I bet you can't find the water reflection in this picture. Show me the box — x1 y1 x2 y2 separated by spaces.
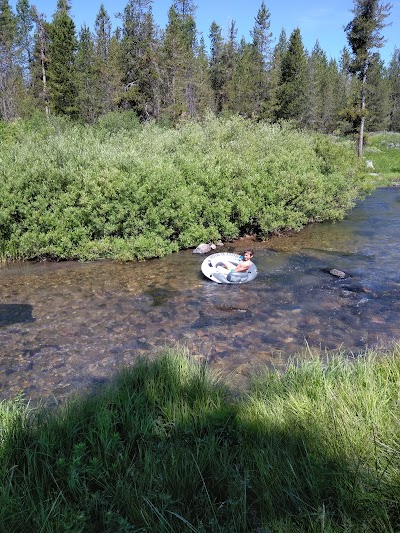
0 188 399 404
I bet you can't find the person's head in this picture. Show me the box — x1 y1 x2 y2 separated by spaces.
243 249 254 260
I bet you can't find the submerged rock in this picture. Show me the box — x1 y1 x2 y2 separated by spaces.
330 268 347 278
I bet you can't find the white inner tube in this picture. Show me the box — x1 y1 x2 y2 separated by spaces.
201 253 258 284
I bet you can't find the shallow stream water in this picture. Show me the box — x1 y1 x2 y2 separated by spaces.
1 187 399 404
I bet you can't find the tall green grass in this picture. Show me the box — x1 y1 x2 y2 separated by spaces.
0 113 366 261
363 132 400 184
1 347 399 531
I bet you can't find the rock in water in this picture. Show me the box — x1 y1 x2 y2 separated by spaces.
193 243 212 254
330 268 346 278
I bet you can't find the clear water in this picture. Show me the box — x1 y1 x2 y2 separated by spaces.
1 187 399 404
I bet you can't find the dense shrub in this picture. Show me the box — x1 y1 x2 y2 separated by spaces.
0 114 366 260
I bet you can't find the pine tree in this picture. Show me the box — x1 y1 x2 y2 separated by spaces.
15 0 34 86
265 28 286 121
191 35 213 116
220 20 238 113
30 6 50 117
325 58 345 133
47 0 78 116
339 47 353 102
209 21 224 113
251 0 272 117
335 47 359 134
277 27 308 125
94 4 122 117
160 1 198 120
305 41 327 130
365 52 390 131
388 48 400 131
120 0 160 119
227 38 259 116
173 0 194 17
75 24 98 123
0 0 19 120
305 41 340 133
345 0 392 156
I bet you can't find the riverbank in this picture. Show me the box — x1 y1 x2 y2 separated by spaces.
0 114 366 262
363 132 400 185
1 347 399 531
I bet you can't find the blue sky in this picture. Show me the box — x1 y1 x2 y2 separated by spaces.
10 0 399 64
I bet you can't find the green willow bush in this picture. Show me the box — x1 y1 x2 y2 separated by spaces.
0 114 367 261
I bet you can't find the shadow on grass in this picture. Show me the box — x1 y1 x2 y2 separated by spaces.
0 350 399 532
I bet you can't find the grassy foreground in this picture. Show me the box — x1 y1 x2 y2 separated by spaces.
1 348 399 532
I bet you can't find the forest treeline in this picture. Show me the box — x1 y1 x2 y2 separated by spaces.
1 0 399 132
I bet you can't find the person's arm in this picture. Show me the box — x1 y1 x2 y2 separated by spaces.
233 261 251 273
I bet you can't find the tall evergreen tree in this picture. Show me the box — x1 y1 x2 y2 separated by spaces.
75 24 98 123
345 0 392 156
251 1 272 116
95 3 111 62
388 47 400 131
173 0 195 16
277 27 308 125
252 1 272 64
160 1 197 120
227 38 260 117
305 41 340 132
219 20 238 113
47 0 78 116
120 0 160 119
191 35 213 115
325 58 346 133
274 29 288 59
265 28 286 121
209 21 224 113
94 4 122 116
335 47 359 134
365 52 391 131
305 41 327 130
30 6 50 117
0 0 19 120
15 0 34 85
339 46 353 101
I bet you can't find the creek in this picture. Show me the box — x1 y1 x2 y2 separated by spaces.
1 187 399 404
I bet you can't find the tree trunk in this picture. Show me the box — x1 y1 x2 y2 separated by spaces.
40 47 50 119
0 57 18 120
358 63 368 158
32 7 50 118
358 110 365 158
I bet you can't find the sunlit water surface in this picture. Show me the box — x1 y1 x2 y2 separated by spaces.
1 187 399 404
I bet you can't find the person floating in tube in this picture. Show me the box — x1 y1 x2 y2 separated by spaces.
218 249 254 280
